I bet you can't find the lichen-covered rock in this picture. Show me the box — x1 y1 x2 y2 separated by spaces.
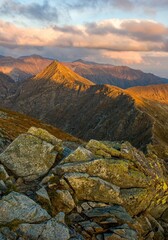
63 173 122 205
50 190 75 214
86 140 122 158
61 146 94 164
54 158 150 188
0 133 57 180
28 127 63 152
0 191 50 225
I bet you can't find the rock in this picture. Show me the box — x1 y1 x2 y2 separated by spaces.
161 208 168 223
28 127 63 152
121 188 153 216
0 180 7 192
0 227 17 240
55 158 149 188
0 233 6 240
78 220 103 234
36 187 51 211
86 140 122 158
109 224 138 240
0 133 57 180
61 146 94 164
50 189 75 214
83 205 133 224
0 165 9 181
63 173 122 205
0 191 50 225
17 213 70 240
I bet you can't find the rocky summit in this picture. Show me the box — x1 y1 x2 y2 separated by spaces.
0 127 168 239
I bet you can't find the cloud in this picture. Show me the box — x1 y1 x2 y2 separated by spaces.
1 19 168 52
85 20 168 42
0 0 58 22
1 18 168 77
67 0 134 11
53 25 83 35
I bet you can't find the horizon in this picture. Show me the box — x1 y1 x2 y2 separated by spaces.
0 0 168 78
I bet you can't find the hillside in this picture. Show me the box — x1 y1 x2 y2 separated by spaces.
64 59 168 88
0 72 15 100
0 108 81 153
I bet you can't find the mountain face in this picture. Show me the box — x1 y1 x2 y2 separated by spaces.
64 59 168 88
0 72 16 100
0 127 168 239
0 55 52 81
2 61 168 158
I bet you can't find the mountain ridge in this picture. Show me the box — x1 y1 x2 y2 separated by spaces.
0 55 168 88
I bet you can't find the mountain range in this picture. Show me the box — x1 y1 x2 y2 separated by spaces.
1 60 168 158
0 55 168 88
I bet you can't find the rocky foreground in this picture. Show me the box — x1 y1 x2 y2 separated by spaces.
0 127 168 239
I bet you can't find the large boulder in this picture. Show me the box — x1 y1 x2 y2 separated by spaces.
55 158 150 188
0 128 60 180
62 173 123 205
0 191 50 225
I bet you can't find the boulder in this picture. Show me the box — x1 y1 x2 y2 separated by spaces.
0 133 57 180
28 127 63 152
55 158 150 188
86 140 122 158
50 189 75 214
61 146 94 164
0 191 50 225
63 173 122 205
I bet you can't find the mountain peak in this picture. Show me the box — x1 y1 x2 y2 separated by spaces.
33 60 94 86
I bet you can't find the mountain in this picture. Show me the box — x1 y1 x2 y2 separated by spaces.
2 61 168 158
64 59 168 88
127 84 168 103
0 55 52 81
1 55 168 89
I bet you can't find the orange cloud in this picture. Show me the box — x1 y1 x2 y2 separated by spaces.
103 51 143 64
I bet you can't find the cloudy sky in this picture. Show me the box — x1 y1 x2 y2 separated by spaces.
0 0 168 77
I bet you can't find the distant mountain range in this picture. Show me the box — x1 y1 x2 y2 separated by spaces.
0 55 168 88
1 60 168 158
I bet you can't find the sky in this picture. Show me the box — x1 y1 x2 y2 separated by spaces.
0 0 168 77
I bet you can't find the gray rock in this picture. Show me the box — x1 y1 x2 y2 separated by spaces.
0 133 57 180
17 213 70 240
36 187 51 204
83 205 133 223
0 180 7 192
0 191 50 225
0 233 6 240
